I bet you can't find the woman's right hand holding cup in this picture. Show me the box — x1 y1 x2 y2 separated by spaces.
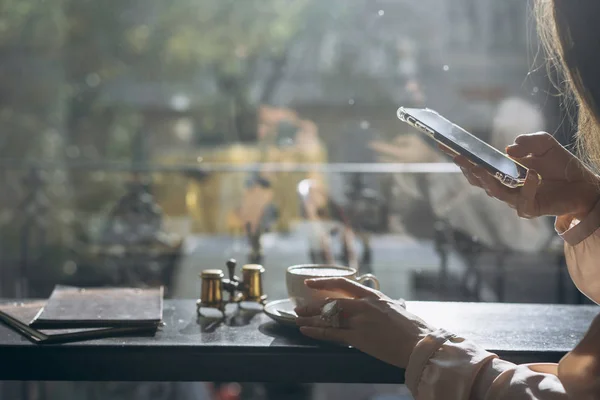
450 132 600 220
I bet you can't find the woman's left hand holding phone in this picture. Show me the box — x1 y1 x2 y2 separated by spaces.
444 132 600 220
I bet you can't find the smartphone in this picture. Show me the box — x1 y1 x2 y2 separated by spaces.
397 107 528 188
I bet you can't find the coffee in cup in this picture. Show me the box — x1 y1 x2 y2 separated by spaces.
286 264 379 306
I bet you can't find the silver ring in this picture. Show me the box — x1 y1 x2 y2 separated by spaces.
320 300 342 328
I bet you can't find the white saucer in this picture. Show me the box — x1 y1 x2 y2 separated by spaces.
263 299 298 328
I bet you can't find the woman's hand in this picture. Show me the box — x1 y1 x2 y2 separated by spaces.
295 278 435 368
450 132 600 220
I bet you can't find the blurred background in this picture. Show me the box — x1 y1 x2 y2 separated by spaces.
0 0 587 399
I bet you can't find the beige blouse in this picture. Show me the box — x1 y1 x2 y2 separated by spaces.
405 199 600 399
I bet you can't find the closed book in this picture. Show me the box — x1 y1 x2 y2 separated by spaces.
30 285 163 329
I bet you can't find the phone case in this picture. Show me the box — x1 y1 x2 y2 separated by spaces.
397 107 527 188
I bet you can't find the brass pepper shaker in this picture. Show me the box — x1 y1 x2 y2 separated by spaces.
241 264 267 303
197 259 268 316
197 269 226 312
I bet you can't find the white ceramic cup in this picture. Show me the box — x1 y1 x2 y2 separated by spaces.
286 264 380 307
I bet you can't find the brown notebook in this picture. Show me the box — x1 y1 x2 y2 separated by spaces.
29 285 164 329
0 301 158 344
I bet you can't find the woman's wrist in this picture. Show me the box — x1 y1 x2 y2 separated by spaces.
571 182 600 221
572 202 598 222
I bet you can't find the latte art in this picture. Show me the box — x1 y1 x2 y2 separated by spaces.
289 267 352 277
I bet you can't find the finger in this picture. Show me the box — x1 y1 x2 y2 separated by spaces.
294 299 330 317
508 155 547 172
296 312 359 329
295 297 368 317
453 156 484 187
453 155 476 169
438 144 458 157
296 315 332 328
478 175 516 204
475 168 519 205
469 165 489 180
296 300 367 330
462 168 484 188
507 132 555 158
516 169 540 218
304 277 379 299
327 297 368 314
300 326 348 344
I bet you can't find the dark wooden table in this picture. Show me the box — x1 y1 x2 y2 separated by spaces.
0 300 597 383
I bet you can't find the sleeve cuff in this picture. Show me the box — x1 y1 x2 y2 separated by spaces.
556 198 600 246
405 329 457 395
406 330 499 399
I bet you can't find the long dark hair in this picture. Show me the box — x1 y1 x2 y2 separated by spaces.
536 0 600 168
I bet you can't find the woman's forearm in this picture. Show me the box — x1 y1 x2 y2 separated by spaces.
406 330 568 399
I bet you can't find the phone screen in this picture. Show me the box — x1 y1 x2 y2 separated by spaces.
404 108 527 180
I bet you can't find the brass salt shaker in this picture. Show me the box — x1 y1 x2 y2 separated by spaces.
241 264 267 303
197 269 226 312
196 259 268 316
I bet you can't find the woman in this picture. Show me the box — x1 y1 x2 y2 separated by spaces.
296 1 600 398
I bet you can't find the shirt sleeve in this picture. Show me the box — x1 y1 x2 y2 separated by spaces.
405 329 568 400
556 198 600 245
